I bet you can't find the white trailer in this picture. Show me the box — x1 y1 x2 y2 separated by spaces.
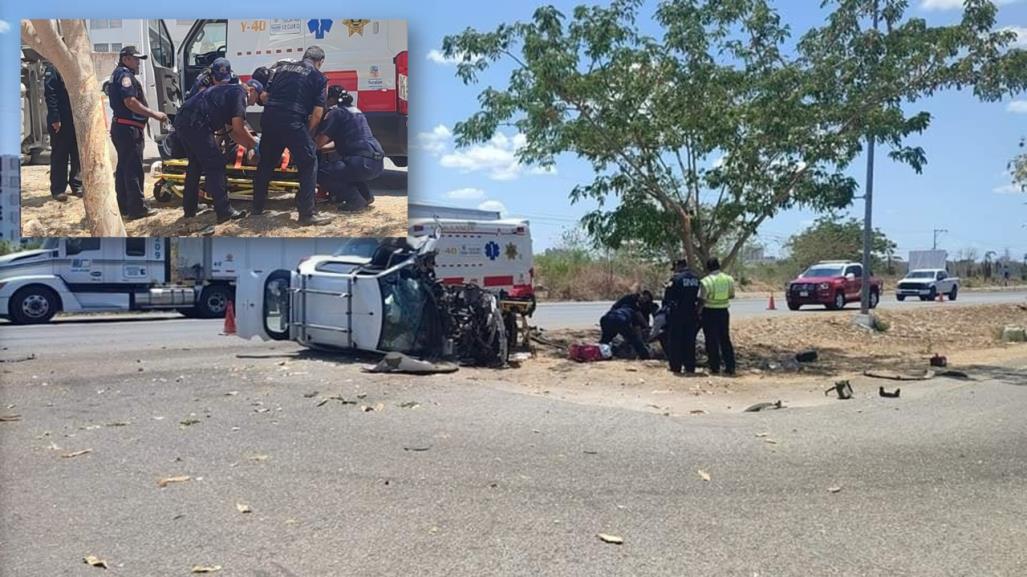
0 237 352 324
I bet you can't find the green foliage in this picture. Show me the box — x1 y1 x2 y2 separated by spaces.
1011 138 1027 193
443 0 1027 272
786 216 896 271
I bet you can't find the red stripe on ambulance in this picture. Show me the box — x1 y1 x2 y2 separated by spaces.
484 276 514 287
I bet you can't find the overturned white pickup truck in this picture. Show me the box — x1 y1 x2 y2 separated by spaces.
234 234 509 367
895 269 959 302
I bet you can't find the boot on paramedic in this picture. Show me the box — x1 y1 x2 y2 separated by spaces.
599 304 652 360
44 63 83 202
184 57 234 100
664 258 702 375
314 88 385 212
108 45 167 219
699 257 736 375
174 78 263 223
250 46 331 226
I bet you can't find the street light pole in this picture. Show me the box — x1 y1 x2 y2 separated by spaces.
860 2 880 316
933 228 948 250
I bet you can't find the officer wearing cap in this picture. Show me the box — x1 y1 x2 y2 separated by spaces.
314 87 384 212
250 46 332 226
175 70 264 223
663 258 702 375
108 45 167 219
44 63 83 202
184 57 235 100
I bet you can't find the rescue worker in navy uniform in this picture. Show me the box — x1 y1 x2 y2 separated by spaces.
43 63 83 202
183 57 235 100
599 297 652 360
314 87 384 212
250 47 331 226
663 258 702 375
108 46 168 219
251 66 274 106
174 74 263 222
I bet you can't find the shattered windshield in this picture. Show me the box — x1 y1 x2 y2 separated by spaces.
378 268 428 353
332 238 382 259
801 265 844 278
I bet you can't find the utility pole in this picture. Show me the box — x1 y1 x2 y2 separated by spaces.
932 228 948 250
860 1 880 316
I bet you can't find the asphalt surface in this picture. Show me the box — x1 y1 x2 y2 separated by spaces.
1 317 1026 576
533 289 1027 329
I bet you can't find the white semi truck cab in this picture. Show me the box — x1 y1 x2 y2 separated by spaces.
0 237 350 324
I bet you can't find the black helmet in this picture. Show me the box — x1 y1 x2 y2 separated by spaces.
251 66 270 86
327 84 346 102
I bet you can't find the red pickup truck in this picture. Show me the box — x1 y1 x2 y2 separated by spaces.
786 261 884 311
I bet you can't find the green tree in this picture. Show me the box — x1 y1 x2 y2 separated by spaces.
442 0 1026 272
1011 139 1027 192
785 216 896 272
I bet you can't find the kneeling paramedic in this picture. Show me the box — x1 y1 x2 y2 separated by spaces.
314 87 384 211
173 76 263 222
599 304 651 360
251 46 332 226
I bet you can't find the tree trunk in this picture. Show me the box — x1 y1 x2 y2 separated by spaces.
22 19 125 236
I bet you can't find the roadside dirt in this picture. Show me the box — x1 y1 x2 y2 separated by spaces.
19 164 407 238
459 304 1027 416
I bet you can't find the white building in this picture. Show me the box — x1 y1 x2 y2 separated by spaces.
0 156 21 243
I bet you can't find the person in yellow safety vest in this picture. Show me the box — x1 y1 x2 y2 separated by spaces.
699 257 736 376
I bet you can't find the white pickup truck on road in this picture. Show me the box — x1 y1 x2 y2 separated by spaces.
895 269 959 302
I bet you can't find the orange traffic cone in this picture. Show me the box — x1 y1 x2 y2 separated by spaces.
767 293 777 310
222 300 237 336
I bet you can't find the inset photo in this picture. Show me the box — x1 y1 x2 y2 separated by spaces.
19 18 408 237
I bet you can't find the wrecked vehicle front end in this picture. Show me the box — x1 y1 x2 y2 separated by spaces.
254 237 508 367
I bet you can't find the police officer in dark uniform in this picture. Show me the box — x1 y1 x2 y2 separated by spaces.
664 258 702 375
251 47 331 225
599 304 652 360
44 63 83 202
314 88 384 212
108 46 167 219
174 73 263 222
183 57 235 100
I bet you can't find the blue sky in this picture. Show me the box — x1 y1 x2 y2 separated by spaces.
2 0 1026 259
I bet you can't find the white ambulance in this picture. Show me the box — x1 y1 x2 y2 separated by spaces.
178 19 408 166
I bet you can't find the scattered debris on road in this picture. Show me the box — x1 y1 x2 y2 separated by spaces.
235 503 252 514
364 352 459 375
0 414 22 422
879 387 901 398
246 454 270 462
0 353 36 363
597 533 624 545
398 401 420 409
83 555 109 569
180 418 201 427
191 565 222 573
827 486 843 493
744 400 784 412
403 445 432 452
864 369 934 381
303 391 319 398
61 448 92 459
697 469 711 481
825 380 853 399
157 475 192 488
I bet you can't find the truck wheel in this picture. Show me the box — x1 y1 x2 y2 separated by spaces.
928 287 937 302
948 286 958 301
870 290 879 309
897 295 906 302
829 292 845 311
10 286 60 324
504 312 519 350
197 285 234 319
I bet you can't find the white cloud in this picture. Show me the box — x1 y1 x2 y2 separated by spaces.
1007 100 1027 114
427 49 482 66
0 20 10 34
446 187 486 200
415 124 452 154
478 200 508 215
434 129 556 181
1002 26 1027 48
994 183 1024 194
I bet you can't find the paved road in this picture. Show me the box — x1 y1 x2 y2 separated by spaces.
1 319 1025 576
533 289 1027 329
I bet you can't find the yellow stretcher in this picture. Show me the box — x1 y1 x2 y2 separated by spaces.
152 150 330 204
